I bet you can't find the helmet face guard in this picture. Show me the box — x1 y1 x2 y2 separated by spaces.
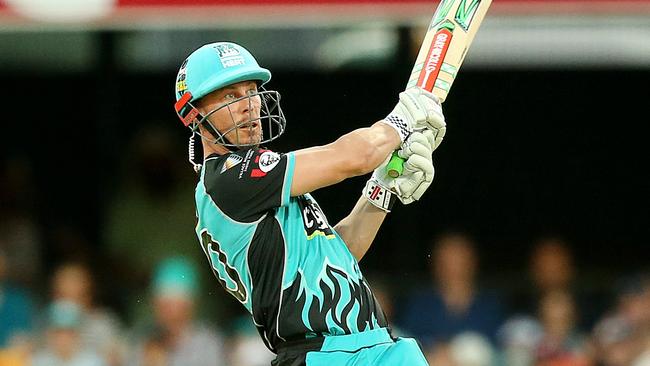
174 88 286 149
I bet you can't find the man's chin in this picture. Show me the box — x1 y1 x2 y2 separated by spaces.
226 135 262 147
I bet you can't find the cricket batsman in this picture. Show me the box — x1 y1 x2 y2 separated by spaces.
173 42 446 365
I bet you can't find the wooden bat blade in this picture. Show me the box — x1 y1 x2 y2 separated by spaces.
386 0 492 178
407 0 492 102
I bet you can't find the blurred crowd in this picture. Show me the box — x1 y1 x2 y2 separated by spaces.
391 233 650 366
1 129 649 366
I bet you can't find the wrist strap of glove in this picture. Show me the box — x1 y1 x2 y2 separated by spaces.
363 179 397 212
383 114 411 142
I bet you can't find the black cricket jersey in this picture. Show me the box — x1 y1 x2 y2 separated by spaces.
193 148 388 352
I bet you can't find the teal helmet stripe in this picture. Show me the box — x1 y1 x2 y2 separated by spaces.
176 42 271 102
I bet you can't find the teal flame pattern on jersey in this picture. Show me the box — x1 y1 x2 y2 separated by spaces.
274 194 384 337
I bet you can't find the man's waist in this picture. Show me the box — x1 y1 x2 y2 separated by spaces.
276 327 394 355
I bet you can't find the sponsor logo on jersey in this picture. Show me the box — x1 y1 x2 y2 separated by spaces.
220 154 244 174
238 149 255 179
214 44 245 68
297 196 334 239
249 150 282 178
258 151 281 173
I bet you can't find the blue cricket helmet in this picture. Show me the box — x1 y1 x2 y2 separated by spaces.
173 42 286 173
175 42 272 103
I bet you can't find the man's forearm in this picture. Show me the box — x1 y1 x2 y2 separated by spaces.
333 196 388 261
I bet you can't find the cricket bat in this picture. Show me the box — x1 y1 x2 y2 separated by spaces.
386 0 492 177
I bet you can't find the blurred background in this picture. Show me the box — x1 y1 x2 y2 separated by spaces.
1 0 649 365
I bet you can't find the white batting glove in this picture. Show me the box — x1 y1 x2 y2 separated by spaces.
394 130 435 204
363 131 435 210
383 87 446 151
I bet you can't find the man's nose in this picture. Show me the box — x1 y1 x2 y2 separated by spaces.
233 96 251 115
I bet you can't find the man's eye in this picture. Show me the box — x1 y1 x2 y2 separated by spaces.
247 89 257 96
224 93 236 100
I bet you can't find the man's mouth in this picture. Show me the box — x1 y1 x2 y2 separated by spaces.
237 122 259 130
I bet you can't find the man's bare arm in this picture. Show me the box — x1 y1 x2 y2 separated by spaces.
333 196 388 261
290 122 399 196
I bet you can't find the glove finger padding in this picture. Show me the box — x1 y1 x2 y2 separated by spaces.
394 170 424 205
417 116 445 152
412 165 435 199
395 153 434 204
433 128 446 151
422 128 436 147
402 88 446 131
404 154 434 181
398 131 432 160
398 89 428 126
385 87 446 143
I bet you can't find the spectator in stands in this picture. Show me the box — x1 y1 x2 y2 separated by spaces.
592 274 650 366
51 262 123 366
0 249 35 349
0 157 41 289
127 257 225 366
522 237 603 329
510 237 576 319
426 332 496 366
227 316 274 366
635 275 650 366
398 232 503 354
103 126 220 322
497 315 544 366
530 238 574 296
533 290 590 366
31 300 105 366
530 237 575 294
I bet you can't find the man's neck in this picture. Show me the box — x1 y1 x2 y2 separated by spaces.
202 140 230 158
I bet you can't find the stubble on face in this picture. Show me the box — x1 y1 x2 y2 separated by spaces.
198 81 263 147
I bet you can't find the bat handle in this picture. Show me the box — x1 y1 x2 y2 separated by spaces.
386 151 404 178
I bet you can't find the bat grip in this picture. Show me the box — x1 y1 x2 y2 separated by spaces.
386 151 404 178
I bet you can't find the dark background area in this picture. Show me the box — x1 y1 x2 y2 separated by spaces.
3 62 648 284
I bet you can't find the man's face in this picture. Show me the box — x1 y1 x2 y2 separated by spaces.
531 241 573 291
197 80 263 146
433 236 477 286
52 265 92 309
154 294 193 332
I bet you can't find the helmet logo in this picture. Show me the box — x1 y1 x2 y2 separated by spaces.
214 44 246 68
176 58 189 97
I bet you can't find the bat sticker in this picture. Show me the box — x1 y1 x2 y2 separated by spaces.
455 0 483 31
418 28 454 91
